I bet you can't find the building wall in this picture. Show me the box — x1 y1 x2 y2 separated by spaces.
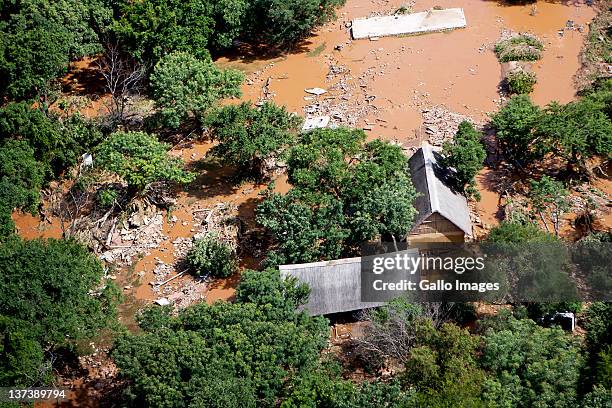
409 213 465 243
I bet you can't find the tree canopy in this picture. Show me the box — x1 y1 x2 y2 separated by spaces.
0 237 120 387
112 269 328 407
0 0 112 100
257 128 417 265
441 121 486 197
207 102 302 179
150 52 244 128
95 131 195 192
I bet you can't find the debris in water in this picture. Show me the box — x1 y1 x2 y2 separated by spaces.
305 87 327 96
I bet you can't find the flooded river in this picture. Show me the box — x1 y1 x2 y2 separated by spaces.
15 0 596 304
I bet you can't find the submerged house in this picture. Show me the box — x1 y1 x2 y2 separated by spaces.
408 143 472 242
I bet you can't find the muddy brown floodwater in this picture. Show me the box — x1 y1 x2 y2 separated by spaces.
15 0 596 311
221 0 593 144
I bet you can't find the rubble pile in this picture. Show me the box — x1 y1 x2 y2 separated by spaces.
99 208 165 267
303 56 376 128
421 106 482 146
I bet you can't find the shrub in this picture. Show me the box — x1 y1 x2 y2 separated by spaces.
187 233 236 278
95 131 195 193
150 51 243 128
495 34 544 62
506 70 537 94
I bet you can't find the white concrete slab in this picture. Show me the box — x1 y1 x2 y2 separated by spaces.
351 8 467 40
302 116 330 132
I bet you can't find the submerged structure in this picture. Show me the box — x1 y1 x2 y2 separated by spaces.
351 8 467 40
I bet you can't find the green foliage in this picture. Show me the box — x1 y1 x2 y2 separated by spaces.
495 34 544 62
0 0 112 100
0 237 120 345
481 316 583 408
539 98 612 172
236 269 310 319
487 221 554 244
506 70 537 94
113 0 214 62
0 139 44 214
491 95 545 164
95 131 195 192
256 189 348 266
95 186 119 208
150 52 243 128
186 233 236 278
583 302 612 358
258 128 418 265
207 102 301 179
245 0 346 47
0 103 102 177
582 385 612 408
0 316 47 387
112 272 329 407
441 121 486 194
402 323 488 407
0 237 120 387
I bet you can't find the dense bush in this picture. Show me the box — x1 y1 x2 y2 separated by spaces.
95 131 195 193
440 121 486 196
0 0 112 100
112 0 345 65
112 269 329 407
206 102 302 179
0 139 44 214
491 95 545 164
506 70 537 94
495 34 544 62
150 52 244 128
0 237 120 386
187 233 236 278
0 103 102 177
481 316 583 407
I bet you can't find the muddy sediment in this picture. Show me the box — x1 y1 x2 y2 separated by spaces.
14 0 597 307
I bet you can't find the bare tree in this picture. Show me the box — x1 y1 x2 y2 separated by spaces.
353 302 456 367
96 42 146 125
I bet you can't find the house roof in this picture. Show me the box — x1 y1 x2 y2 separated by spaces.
408 142 472 236
279 256 385 316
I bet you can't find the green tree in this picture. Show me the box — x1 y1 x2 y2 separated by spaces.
441 121 486 196
245 0 345 47
187 233 236 278
112 272 328 407
95 131 195 193
0 316 47 387
505 70 537 95
0 103 102 177
528 176 570 236
0 0 112 100
487 220 555 244
112 0 249 63
348 173 418 243
112 0 215 63
258 128 417 264
0 237 120 387
256 189 348 266
207 102 301 179
150 52 244 128
0 139 44 214
491 95 546 165
481 316 583 408
236 268 310 319
539 98 612 173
